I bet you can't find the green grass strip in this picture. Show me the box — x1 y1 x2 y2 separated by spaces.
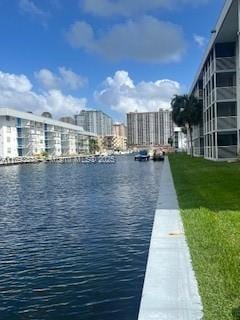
169 154 240 320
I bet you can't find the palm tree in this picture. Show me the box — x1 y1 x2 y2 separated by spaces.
171 94 203 156
89 138 99 154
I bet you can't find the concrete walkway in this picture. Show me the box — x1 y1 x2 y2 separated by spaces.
138 157 203 320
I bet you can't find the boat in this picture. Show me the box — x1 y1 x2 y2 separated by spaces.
134 150 150 161
152 150 165 161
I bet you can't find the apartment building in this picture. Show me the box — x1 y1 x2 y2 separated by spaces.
127 109 173 148
172 127 187 151
102 135 127 151
191 0 240 160
75 110 113 136
112 123 127 138
0 108 96 158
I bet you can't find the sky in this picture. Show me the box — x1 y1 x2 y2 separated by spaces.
0 0 225 122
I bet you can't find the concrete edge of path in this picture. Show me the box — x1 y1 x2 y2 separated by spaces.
138 157 203 320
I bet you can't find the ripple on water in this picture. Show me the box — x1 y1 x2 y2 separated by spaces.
0 156 162 320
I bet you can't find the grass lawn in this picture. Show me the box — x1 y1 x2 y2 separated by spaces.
169 154 240 320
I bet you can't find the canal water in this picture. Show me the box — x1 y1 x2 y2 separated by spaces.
0 156 163 320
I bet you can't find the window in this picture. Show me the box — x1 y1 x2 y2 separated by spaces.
6 116 10 121
215 42 236 58
7 126 11 133
7 137 11 143
7 148 11 154
217 102 236 117
217 132 237 146
216 72 236 87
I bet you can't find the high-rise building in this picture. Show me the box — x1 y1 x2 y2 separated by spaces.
75 110 113 136
127 110 173 147
112 123 127 138
190 0 240 160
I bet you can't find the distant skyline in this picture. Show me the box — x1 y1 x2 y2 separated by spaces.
0 0 224 121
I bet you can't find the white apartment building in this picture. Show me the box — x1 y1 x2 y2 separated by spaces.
0 108 96 159
172 127 187 151
191 0 240 160
127 109 173 147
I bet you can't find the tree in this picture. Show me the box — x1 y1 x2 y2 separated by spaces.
171 94 203 156
89 138 99 154
168 137 173 147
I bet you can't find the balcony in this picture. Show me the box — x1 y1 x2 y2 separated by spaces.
215 87 236 101
218 145 237 159
205 119 215 133
45 128 55 133
17 136 30 141
45 137 57 142
216 57 236 72
17 145 30 149
217 116 237 130
16 124 30 129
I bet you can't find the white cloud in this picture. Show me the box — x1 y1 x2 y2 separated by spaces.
19 0 48 18
58 67 87 90
67 21 95 50
81 0 210 17
43 90 87 116
66 16 186 63
35 69 59 89
0 70 86 117
0 71 32 92
35 67 87 90
194 34 207 47
95 70 181 114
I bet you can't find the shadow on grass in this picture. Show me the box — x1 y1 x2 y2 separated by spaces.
232 307 240 320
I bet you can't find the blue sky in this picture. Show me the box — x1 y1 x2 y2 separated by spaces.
0 0 224 122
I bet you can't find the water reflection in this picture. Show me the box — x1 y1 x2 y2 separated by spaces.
0 156 162 320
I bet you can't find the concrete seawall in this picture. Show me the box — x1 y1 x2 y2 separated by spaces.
138 157 203 320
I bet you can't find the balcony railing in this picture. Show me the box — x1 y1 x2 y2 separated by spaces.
16 124 30 129
45 128 55 132
193 147 204 157
205 119 215 133
211 90 215 103
210 62 214 74
215 86 236 101
216 57 236 71
218 145 238 159
217 116 237 130
204 146 216 159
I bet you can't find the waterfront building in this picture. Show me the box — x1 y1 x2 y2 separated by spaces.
172 127 187 151
112 123 127 138
127 109 173 148
103 135 127 151
190 0 240 160
75 110 113 136
59 116 75 125
0 108 96 158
